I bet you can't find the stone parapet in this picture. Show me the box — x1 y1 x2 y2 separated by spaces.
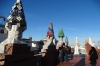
41 44 58 66
0 44 37 66
4 44 30 54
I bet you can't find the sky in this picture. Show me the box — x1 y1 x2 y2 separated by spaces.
0 0 100 46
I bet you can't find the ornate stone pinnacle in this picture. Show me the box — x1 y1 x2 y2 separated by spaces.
0 0 27 53
58 28 64 38
47 23 54 37
65 36 68 46
75 37 78 45
85 38 89 44
16 0 21 3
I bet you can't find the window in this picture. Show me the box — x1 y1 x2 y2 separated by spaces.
0 29 4 33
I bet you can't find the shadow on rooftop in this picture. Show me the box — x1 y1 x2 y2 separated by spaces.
74 58 85 66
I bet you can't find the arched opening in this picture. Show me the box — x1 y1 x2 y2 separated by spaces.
0 15 6 28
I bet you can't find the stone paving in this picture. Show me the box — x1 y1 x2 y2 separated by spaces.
41 42 100 66
57 55 100 66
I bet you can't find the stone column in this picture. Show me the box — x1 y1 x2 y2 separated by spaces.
56 37 63 50
53 38 56 45
59 37 63 42
74 37 79 55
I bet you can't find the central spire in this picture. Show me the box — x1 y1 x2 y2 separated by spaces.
0 0 27 53
7 0 27 31
16 0 21 3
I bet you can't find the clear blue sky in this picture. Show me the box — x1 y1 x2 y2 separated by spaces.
0 0 100 45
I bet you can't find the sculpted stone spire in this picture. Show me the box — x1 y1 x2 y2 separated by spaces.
47 23 54 38
89 37 94 46
41 23 55 52
75 37 78 45
58 28 64 38
85 38 89 44
5 0 27 42
74 37 79 55
0 0 27 53
16 0 21 3
65 36 68 46
56 28 65 49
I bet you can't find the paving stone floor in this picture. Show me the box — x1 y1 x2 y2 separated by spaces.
57 55 100 66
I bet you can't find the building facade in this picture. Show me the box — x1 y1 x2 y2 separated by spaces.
0 25 8 43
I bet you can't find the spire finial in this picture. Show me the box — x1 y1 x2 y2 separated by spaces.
46 23 54 37
58 28 64 38
16 0 21 3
